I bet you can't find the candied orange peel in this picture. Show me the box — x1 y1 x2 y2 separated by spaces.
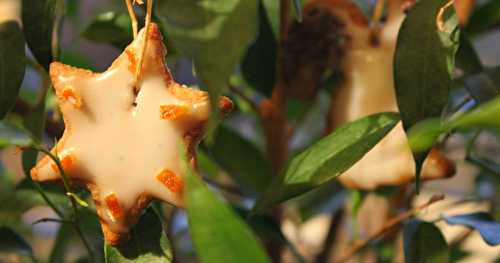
160 104 189 120
105 193 124 222
60 86 82 108
157 169 183 193
51 154 76 173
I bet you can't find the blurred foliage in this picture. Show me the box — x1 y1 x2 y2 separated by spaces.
1 0 500 262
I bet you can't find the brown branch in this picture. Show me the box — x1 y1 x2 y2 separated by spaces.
334 194 445 263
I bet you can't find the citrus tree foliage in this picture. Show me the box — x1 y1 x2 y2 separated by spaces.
1 0 500 262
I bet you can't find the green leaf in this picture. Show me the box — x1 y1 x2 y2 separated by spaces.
407 119 445 154
0 121 32 147
394 0 459 192
49 223 74 263
448 95 500 130
0 21 26 119
394 0 459 130
456 34 483 75
104 209 173 263
403 220 449 263
208 125 272 193
82 12 133 49
183 155 271 263
262 0 279 38
0 227 33 256
408 95 500 154
157 0 258 130
22 0 58 70
0 180 67 229
465 0 500 35
252 112 399 213
241 2 277 96
21 99 46 177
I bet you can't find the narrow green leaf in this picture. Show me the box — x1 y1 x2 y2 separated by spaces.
0 21 26 119
0 227 33 256
22 0 57 70
183 155 271 263
394 0 459 130
252 112 399 213
49 223 74 263
465 0 500 35
456 34 483 75
157 0 258 135
448 95 500 130
82 12 133 49
241 2 277 96
0 121 32 147
104 209 173 263
394 0 459 192
403 220 449 263
21 99 46 177
262 0 279 38
208 125 272 193
407 119 445 154
292 0 303 22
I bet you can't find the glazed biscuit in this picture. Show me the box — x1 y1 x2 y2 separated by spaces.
308 0 456 189
31 23 232 245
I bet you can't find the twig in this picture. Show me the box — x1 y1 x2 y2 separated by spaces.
32 145 95 260
436 0 454 31
228 85 260 112
134 0 154 90
334 194 445 263
316 208 344 263
125 0 138 38
372 0 385 24
32 217 71 225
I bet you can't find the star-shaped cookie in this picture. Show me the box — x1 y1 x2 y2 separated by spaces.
31 23 232 245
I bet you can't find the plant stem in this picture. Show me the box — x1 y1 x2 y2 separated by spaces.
334 194 445 263
33 145 95 260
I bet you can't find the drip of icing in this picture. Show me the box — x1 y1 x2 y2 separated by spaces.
0 0 20 24
31 24 211 236
328 2 454 189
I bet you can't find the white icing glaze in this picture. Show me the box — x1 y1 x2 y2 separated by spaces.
32 25 210 233
0 0 20 24
331 5 451 189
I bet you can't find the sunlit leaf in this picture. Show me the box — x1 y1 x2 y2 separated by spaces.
0 21 26 119
183 155 271 263
408 95 500 153
104 209 173 263
157 0 258 136
252 112 399 213
444 212 500 246
22 0 58 70
403 219 449 263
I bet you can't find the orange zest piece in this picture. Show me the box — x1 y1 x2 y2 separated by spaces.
104 193 124 222
125 49 137 74
60 86 83 108
51 154 76 173
159 105 188 120
157 169 183 193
